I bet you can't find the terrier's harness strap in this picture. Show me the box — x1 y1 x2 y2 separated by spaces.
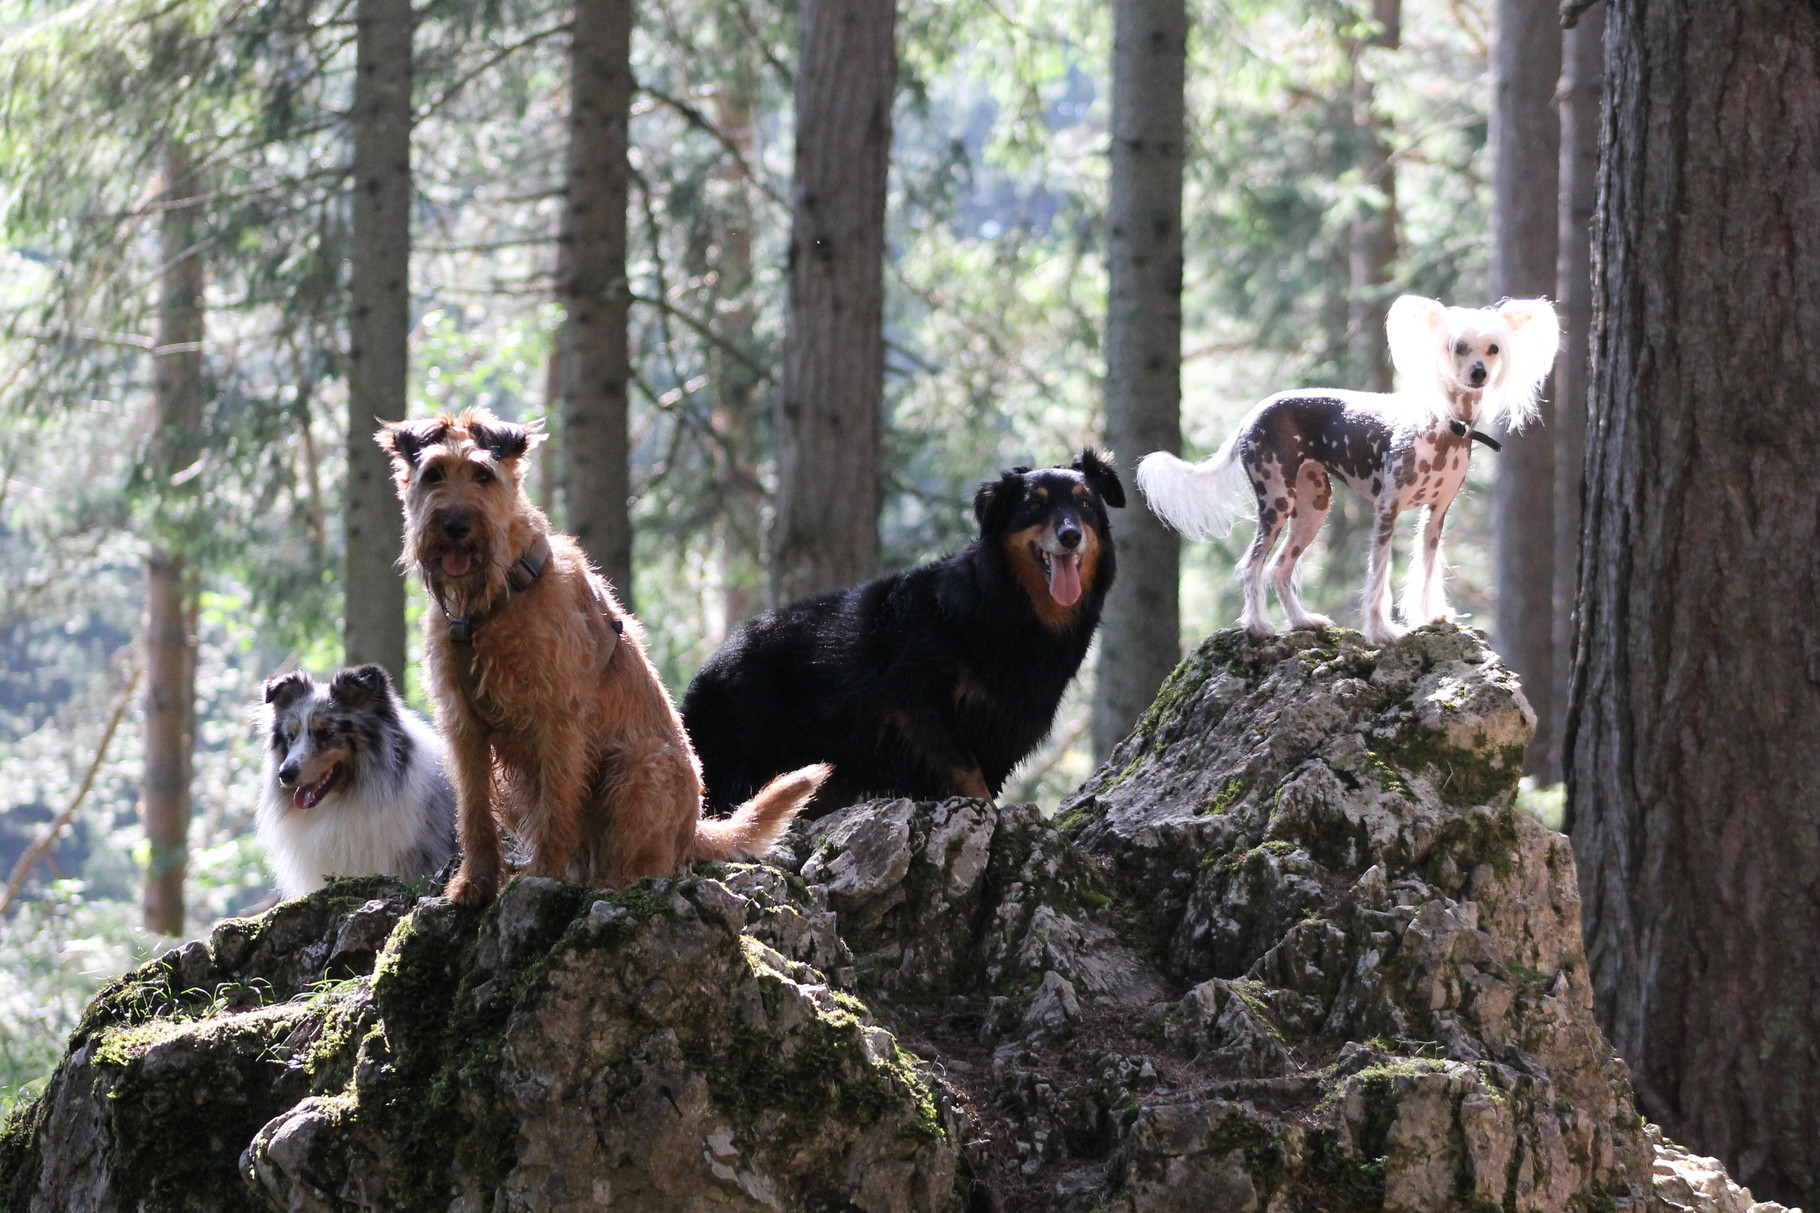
440 533 623 725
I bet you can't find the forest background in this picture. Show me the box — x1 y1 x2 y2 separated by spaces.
0 0 1582 1150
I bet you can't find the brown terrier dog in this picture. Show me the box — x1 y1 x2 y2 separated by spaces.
377 409 828 905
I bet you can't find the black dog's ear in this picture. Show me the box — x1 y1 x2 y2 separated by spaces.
973 471 1024 535
263 670 313 712
468 414 544 463
375 418 447 469
1072 447 1125 508
329 664 392 708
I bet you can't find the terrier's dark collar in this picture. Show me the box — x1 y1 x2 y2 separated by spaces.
1448 419 1503 452
443 532 553 646
436 532 622 725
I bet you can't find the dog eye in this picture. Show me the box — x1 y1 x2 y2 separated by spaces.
474 466 494 485
422 466 445 485
1454 341 1470 356
1487 343 1500 355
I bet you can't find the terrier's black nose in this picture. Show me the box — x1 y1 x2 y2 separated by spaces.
277 761 300 787
1469 362 1487 386
1056 523 1083 550
441 513 471 540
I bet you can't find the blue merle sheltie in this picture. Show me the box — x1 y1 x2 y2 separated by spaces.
257 664 457 898
681 450 1124 815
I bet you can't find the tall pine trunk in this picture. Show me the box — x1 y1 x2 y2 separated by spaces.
1488 0 1561 778
770 0 892 607
1092 0 1185 759
1569 2 1820 1203
344 0 412 682
1549 2 1601 781
143 143 204 937
560 0 635 603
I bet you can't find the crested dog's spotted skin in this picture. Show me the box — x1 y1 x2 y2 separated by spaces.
682 451 1122 815
257 665 457 899
378 408 828 906
1137 295 1560 645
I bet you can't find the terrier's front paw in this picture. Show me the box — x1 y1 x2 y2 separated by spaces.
446 865 498 906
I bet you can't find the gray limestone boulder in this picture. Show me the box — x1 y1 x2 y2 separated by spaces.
0 626 1794 1213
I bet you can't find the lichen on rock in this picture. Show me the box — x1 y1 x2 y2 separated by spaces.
0 626 1793 1213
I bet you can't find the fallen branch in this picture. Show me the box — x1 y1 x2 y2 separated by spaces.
0 662 142 915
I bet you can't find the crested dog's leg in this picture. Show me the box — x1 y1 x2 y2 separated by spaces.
1238 456 1290 637
1400 506 1432 627
1271 462 1335 631
1362 496 1405 645
1416 486 1460 625
444 716 504 906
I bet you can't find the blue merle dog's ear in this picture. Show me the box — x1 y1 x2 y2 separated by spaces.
263 670 313 712
329 664 392 709
973 470 1025 535
468 415 544 464
1072 448 1126 508
375 418 447 470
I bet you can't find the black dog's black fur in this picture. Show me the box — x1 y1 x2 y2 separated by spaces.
683 450 1124 815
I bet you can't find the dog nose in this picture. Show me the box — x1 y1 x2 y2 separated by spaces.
277 761 299 787
1056 523 1083 550
441 513 471 540
1469 362 1487 386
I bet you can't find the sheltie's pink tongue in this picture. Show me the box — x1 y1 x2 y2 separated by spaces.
441 549 473 577
1048 553 1083 607
293 769 337 811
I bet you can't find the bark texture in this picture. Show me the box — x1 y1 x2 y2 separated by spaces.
560 0 635 605
343 0 412 682
1569 2 1820 1205
143 144 204 937
1488 0 1561 779
770 0 892 607
1549 2 1601 782
1092 0 1186 760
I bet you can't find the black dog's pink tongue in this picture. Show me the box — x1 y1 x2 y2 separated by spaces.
1048 553 1082 607
441 549 473 577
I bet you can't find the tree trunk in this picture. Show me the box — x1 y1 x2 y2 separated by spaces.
1317 1 1400 613
770 0 892 607
1488 0 1561 779
561 0 635 604
1549 2 1601 783
143 143 204 937
1568 2 1820 1204
344 0 412 683
1091 0 1186 760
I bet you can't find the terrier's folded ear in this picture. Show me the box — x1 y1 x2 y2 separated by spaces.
468 415 546 463
375 418 449 469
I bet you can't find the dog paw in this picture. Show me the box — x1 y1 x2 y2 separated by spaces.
1363 620 1407 646
446 868 498 906
1241 617 1278 639
1288 613 1335 631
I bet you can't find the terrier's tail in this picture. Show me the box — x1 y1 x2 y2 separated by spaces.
691 763 832 862
1135 432 1249 540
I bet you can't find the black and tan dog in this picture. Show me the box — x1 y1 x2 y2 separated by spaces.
682 450 1124 814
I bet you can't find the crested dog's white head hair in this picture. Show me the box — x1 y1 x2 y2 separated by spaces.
1387 295 1560 432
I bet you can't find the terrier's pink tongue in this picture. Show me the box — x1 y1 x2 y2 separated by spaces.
1048 554 1082 607
441 549 473 577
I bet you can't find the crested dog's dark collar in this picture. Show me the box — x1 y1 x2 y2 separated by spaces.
1448 419 1503 452
436 532 623 724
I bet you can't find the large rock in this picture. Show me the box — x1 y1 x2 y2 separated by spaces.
0 627 1795 1212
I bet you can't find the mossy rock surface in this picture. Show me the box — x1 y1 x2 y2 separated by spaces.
2 628 1784 1213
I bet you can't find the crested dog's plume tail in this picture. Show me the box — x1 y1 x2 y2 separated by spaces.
690 762 832 861
1135 432 1249 541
